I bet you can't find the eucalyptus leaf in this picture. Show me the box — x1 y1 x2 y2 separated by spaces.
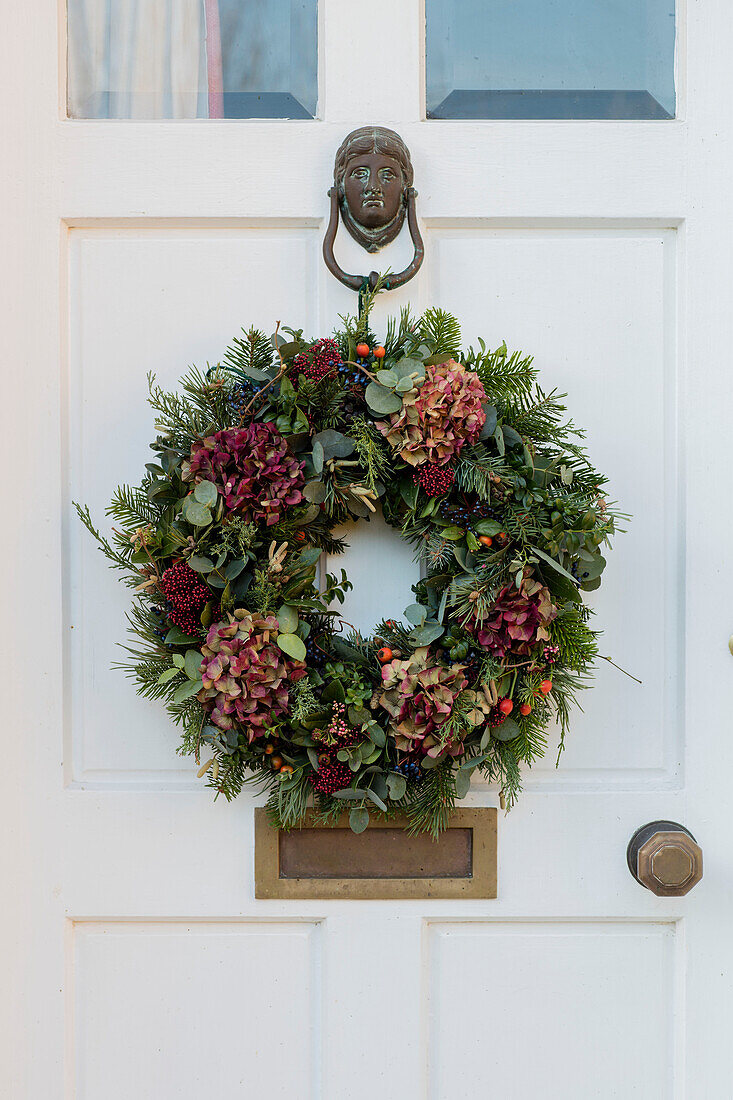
502 424 524 449
376 369 398 387
232 570 253 599
312 440 324 475
307 748 320 772
277 604 299 634
164 627 200 646
313 429 355 459
395 375 414 393
157 667 180 685
492 717 521 742
193 480 218 507
188 554 214 573
332 788 368 800
365 381 402 415
404 602 428 627
365 788 388 812
304 480 327 504
184 649 202 680
349 808 370 834
454 769 471 798
392 357 425 382
223 558 247 580
184 500 212 527
386 772 407 800
172 678 203 703
409 622 445 645
348 705 371 727
479 404 498 437
277 633 307 661
366 723 386 747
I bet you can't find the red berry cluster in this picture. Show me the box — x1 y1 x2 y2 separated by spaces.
413 463 455 497
488 704 508 728
293 338 342 383
309 759 352 796
159 561 210 635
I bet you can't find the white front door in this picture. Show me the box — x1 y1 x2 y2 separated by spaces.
4 2 732 1097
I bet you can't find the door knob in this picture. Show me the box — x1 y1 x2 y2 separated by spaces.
626 821 703 896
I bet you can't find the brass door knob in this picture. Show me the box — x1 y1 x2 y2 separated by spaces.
627 821 703 896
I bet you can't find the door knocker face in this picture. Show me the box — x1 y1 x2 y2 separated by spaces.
323 125 424 291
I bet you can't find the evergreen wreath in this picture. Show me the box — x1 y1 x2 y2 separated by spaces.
76 288 623 836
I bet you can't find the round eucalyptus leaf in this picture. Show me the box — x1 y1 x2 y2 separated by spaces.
365 381 403 415
277 632 307 661
493 717 521 742
193 480 218 507
349 807 370 834
184 500 212 527
277 604 299 634
188 555 214 573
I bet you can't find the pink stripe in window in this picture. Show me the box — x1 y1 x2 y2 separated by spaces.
204 0 224 119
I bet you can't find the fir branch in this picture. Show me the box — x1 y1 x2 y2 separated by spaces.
222 327 276 383
405 762 457 838
417 307 462 360
466 342 536 404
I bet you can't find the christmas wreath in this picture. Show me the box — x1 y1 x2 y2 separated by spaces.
76 292 622 836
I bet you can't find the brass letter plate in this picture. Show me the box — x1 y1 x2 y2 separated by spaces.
254 807 497 900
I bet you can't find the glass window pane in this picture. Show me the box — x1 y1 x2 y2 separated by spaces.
426 0 675 120
67 0 318 119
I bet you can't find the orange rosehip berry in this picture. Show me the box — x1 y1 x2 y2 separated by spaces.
373 346 386 359
520 703 532 716
264 744 275 755
279 764 294 775
478 535 493 547
540 680 553 695
356 342 370 357
377 646 393 663
499 698 514 715
270 755 283 770
295 530 306 542
497 531 507 541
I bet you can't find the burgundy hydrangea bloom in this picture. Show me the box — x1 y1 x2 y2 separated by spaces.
378 647 469 759
292 338 342 383
159 560 210 635
198 611 306 740
472 576 557 658
185 422 304 526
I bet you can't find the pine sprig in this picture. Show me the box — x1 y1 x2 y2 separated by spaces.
222 327 275 382
406 762 457 838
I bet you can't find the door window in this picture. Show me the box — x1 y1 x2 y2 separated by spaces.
67 0 318 119
426 0 676 119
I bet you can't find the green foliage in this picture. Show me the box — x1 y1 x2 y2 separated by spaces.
76 297 624 834
406 763 457 838
222 327 275 383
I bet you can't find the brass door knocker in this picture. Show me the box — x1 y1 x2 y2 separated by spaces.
322 125 425 292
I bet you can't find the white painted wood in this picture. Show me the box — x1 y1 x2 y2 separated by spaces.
427 922 678 1099
71 921 322 1098
3 0 733 1098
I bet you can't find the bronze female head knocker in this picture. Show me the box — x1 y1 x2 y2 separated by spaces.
322 126 424 292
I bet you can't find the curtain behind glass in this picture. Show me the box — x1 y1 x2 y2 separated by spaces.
68 0 208 118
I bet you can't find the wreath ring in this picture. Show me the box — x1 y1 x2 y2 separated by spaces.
77 293 621 836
